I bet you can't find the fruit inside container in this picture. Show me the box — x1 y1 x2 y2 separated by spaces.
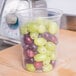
20 18 58 72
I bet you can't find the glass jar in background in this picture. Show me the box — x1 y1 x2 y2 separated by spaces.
17 8 62 72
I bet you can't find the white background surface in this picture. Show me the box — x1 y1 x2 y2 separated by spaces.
46 0 76 16
0 0 76 15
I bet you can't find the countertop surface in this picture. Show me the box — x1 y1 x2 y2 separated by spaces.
0 29 76 76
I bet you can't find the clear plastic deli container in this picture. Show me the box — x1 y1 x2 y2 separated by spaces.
17 8 62 72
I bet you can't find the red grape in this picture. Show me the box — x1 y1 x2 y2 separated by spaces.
50 60 56 67
34 62 43 69
25 58 34 64
26 49 35 57
30 44 37 51
24 34 33 45
41 32 58 44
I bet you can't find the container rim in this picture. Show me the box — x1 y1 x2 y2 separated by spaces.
16 8 63 18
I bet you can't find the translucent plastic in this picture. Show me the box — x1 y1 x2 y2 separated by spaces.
17 8 62 72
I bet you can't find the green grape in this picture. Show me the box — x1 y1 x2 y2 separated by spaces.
20 25 28 35
30 32 38 39
35 18 47 33
38 24 46 33
37 46 52 55
47 21 58 34
45 42 56 51
43 64 53 72
50 52 56 60
43 56 51 65
25 64 36 72
27 22 38 33
34 38 47 46
34 54 47 62
37 46 47 54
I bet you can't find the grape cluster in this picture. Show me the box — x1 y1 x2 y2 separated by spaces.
20 18 58 72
